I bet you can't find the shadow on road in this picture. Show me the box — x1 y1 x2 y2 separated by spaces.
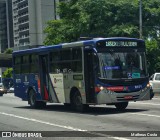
14 104 148 116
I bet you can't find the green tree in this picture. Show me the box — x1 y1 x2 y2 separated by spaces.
2 68 12 78
146 39 160 75
44 0 160 74
44 20 66 45
4 48 13 54
2 48 13 78
44 0 160 43
143 0 160 40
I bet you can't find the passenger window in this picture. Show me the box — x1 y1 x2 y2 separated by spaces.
30 54 38 73
14 56 21 65
61 49 72 60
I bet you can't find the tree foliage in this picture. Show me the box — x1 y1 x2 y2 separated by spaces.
4 48 13 54
44 0 160 74
146 40 160 75
2 48 13 78
2 68 12 78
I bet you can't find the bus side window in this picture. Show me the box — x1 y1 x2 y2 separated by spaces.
50 51 60 61
14 56 21 74
50 51 61 73
72 48 82 60
30 54 38 73
21 55 30 74
61 49 72 60
61 49 72 72
50 48 82 73
72 48 82 72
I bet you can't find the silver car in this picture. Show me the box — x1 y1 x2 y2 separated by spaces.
149 73 160 94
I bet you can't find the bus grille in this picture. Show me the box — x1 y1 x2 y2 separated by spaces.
117 95 139 101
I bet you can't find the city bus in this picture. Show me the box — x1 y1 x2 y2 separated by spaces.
12 37 152 111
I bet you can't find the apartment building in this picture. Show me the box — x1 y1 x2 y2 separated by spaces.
0 0 13 53
12 0 58 50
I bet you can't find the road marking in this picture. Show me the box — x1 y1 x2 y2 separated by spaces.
130 113 160 118
109 137 131 140
130 102 160 106
0 112 86 131
0 112 131 140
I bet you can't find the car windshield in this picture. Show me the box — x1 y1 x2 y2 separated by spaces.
98 52 147 79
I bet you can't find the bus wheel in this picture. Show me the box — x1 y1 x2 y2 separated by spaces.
71 91 87 112
115 102 128 110
28 89 46 108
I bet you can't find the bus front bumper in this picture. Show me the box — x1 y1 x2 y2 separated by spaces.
96 86 151 104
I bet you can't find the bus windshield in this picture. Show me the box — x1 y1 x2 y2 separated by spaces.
98 52 147 79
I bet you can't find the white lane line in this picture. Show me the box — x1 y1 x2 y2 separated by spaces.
109 137 131 140
130 102 160 106
0 112 86 131
130 113 160 118
0 112 131 140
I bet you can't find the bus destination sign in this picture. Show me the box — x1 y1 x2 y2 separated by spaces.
106 41 137 47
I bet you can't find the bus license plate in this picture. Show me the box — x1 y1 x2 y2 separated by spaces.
124 96 133 99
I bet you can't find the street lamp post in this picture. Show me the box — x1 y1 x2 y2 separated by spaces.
54 0 57 20
139 0 142 39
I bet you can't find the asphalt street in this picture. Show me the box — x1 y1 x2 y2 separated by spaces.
0 93 160 140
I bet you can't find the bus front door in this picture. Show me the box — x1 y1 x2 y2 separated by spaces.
84 50 96 103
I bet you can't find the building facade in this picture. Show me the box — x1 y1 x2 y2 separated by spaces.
12 0 59 50
0 0 8 53
0 0 13 53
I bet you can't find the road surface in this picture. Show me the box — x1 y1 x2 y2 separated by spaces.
0 94 160 140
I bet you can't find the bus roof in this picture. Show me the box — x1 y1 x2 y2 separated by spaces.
13 37 144 55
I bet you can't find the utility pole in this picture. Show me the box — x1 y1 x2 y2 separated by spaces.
139 0 142 39
54 0 57 20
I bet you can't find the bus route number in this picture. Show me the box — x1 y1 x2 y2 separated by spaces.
56 68 72 74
